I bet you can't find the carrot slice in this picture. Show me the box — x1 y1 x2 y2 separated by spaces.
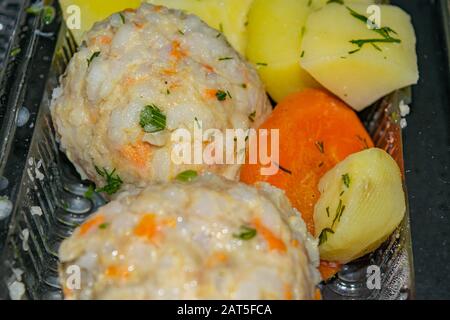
240 89 373 279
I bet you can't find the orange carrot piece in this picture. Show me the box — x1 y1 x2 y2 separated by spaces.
170 40 187 60
319 260 341 281
205 89 218 99
205 251 228 268
134 214 158 242
240 89 373 234
252 217 286 253
314 288 322 300
79 215 105 236
120 141 151 168
105 265 130 279
240 89 373 280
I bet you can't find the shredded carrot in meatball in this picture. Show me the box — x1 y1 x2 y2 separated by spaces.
205 89 218 99
205 252 228 268
120 141 151 168
252 217 287 253
170 40 187 60
134 214 158 242
105 265 130 279
79 215 105 236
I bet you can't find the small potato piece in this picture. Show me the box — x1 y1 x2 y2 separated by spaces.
60 0 142 43
314 148 406 264
147 0 254 54
309 0 375 11
300 4 419 111
246 0 321 102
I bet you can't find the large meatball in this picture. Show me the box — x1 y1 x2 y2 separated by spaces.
51 3 271 191
59 174 320 300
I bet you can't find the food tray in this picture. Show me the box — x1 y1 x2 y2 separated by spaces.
0 0 421 300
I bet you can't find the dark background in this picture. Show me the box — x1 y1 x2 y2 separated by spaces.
391 0 450 299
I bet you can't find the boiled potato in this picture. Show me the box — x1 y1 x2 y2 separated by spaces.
309 0 376 11
60 0 142 43
300 3 419 111
246 0 321 102
147 0 254 54
314 148 406 264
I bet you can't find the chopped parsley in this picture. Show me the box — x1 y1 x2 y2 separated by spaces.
10 47 21 57
178 29 184 35
342 173 351 188
175 170 198 182
26 3 55 25
256 62 268 67
95 166 123 195
233 226 257 240
315 141 325 154
216 90 228 101
318 228 335 245
331 199 346 229
98 223 109 230
347 7 401 54
275 162 293 175
119 13 126 24
87 51 100 67
327 0 344 4
218 57 233 61
139 104 166 133
84 185 95 200
301 50 305 58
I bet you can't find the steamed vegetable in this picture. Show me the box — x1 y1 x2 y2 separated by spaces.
309 0 375 11
240 89 374 235
246 0 320 102
300 3 419 111
60 0 142 43
314 148 406 263
147 0 254 54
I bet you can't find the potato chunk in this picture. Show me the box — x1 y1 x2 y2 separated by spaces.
300 3 419 111
309 0 375 11
314 148 406 264
147 0 254 54
246 0 321 102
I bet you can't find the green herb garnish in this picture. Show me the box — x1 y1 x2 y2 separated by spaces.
99 223 109 230
326 206 330 217
301 51 305 58
175 170 198 182
342 173 351 188
42 6 56 25
216 90 228 101
119 13 126 24
84 185 95 200
87 51 100 67
233 226 257 240
347 7 401 54
10 47 21 57
139 104 166 133
218 57 233 61
331 199 346 229
26 4 55 25
315 141 325 154
178 29 184 35
327 0 344 4
275 162 292 175
95 166 123 195
318 228 335 245
256 62 268 67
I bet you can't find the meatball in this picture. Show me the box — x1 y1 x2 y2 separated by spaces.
50 3 271 191
59 174 320 300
